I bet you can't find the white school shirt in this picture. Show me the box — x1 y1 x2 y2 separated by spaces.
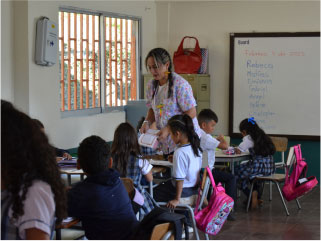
138 158 153 175
238 135 254 152
171 144 202 188
8 180 55 239
200 129 220 169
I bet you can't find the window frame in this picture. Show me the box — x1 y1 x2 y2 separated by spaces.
59 6 142 118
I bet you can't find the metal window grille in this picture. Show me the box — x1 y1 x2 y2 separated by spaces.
59 10 138 111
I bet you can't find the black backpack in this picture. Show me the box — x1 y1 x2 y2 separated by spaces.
132 207 189 240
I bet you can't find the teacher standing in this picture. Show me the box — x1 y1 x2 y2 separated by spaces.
140 48 201 155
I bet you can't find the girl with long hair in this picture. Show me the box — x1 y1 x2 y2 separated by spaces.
153 114 203 209
235 117 276 208
111 122 155 217
1 100 67 239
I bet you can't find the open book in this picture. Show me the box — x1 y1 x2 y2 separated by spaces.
138 129 159 149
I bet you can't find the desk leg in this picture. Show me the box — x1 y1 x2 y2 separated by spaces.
231 162 235 175
150 182 153 198
56 229 62 240
67 175 71 186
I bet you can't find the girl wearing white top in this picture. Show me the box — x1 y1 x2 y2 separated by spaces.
153 114 202 209
1 100 66 240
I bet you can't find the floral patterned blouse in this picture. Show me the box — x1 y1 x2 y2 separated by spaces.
146 72 201 154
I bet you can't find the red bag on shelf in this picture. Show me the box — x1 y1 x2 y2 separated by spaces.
173 36 202 74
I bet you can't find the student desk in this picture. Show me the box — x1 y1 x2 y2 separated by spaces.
215 151 251 175
60 167 85 186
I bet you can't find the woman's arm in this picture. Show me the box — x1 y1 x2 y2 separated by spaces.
183 107 197 119
140 108 156 133
25 228 49 240
144 170 153 182
167 180 183 209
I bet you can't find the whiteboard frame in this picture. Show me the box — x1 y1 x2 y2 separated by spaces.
229 32 320 141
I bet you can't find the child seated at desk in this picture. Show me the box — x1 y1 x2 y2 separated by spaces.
197 109 237 221
67 135 138 240
33 119 72 161
1 100 67 240
112 122 155 217
234 118 276 208
153 114 202 209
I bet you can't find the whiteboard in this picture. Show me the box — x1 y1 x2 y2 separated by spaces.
229 33 320 140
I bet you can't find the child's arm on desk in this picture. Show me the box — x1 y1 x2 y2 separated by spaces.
216 134 228 150
167 180 183 209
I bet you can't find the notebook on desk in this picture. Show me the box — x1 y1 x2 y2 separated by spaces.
58 158 77 167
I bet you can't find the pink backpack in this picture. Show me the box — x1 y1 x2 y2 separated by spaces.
282 144 318 201
194 167 234 235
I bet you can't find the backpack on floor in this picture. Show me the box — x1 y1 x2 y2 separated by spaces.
194 166 234 235
282 144 318 201
132 206 189 240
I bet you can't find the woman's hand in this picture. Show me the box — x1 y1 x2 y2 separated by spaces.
140 121 150 134
63 152 72 160
157 126 170 141
167 199 179 209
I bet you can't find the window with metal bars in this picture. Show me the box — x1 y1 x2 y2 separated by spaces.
59 9 139 112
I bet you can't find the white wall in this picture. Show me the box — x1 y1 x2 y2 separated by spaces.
3 0 157 149
156 0 320 135
2 0 320 149
1 0 15 102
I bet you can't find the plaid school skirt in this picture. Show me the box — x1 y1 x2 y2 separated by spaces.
235 155 275 191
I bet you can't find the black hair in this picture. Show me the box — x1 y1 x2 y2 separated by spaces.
167 114 202 157
1 100 67 223
137 116 145 133
111 122 141 177
78 135 110 175
145 48 174 99
239 118 276 156
197 109 218 126
33 118 44 129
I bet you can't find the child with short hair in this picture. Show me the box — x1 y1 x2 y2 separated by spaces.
234 118 276 208
198 108 237 220
111 122 155 216
1 100 67 240
153 114 202 209
67 135 138 240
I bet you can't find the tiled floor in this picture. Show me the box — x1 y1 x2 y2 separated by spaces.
197 185 320 240
59 175 320 240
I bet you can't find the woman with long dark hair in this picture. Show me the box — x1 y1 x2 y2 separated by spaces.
140 48 201 156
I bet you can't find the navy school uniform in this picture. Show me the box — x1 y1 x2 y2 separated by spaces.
67 169 139 240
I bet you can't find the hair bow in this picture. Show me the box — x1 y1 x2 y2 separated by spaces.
248 117 256 125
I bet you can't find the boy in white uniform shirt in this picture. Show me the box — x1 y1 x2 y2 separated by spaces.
198 109 237 221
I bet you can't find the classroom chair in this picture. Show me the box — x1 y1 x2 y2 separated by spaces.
156 168 212 240
55 218 84 240
269 136 288 200
150 223 174 240
246 146 301 216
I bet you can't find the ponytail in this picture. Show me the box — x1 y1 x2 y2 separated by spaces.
239 118 276 156
168 114 202 157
